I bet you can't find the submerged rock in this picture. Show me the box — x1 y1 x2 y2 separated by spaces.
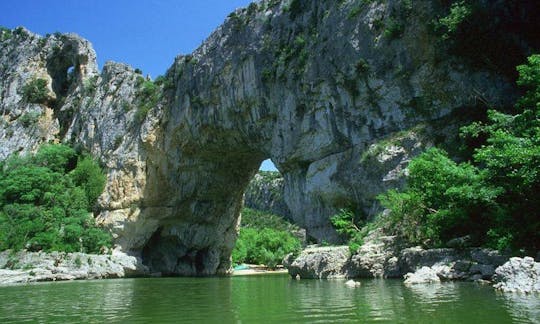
404 266 440 285
345 279 361 287
493 257 540 293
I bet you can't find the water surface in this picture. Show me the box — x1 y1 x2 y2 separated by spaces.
1 274 538 323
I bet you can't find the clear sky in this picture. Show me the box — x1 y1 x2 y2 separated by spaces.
1 0 278 172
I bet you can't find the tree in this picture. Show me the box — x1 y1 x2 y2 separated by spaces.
378 55 540 252
0 144 111 253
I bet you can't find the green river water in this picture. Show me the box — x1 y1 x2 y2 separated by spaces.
0 274 538 323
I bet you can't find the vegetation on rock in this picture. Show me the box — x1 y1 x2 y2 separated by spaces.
232 208 301 268
0 144 111 253
22 78 49 104
377 55 540 254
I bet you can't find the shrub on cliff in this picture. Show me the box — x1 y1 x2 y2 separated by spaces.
0 144 111 253
22 78 49 104
378 55 540 253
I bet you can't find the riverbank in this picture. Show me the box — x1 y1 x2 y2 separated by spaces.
231 264 288 276
0 250 147 285
283 230 540 293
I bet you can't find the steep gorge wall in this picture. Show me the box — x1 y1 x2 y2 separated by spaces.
1 0 538 275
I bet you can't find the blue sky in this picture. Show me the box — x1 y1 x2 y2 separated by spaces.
1 0 252 77
1 0 278 171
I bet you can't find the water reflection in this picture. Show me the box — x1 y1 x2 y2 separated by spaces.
0 276 537 323
0 279 136 323
498 292 540 323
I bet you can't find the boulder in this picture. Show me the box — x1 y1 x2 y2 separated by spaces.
404 266 441 285
348 229 401 278
493 257 540 293
284 246 350 279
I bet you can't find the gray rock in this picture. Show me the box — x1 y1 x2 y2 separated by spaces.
285 246 350 279
446 236 471 249
469 263 495 279
244 172 291 221
0 250 147 285
469 248 509 267
404 266 440 285
493 257 540 293
348 229 401 278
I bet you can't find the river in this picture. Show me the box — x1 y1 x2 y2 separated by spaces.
1 274 538 323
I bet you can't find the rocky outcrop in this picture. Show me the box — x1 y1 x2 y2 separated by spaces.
284 230 509 281
244 171 291 221
284 246 350 279
1 0 538 275
348 229 402 278
493 257 540 293
0 250 147 285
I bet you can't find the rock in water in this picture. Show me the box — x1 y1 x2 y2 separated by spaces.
285 246 350 279
345 279 361 287
493 257 540 293
404 266 441 285
0 250 147 285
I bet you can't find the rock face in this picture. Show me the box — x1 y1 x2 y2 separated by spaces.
244 171 291 221
1 1 538 275
0 250 147 285
493 257 540 293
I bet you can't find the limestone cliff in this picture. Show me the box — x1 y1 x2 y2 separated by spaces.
1 0 538 275
244 171 291 221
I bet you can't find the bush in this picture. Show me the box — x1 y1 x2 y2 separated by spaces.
378 55 540 253
135 78 160 123
437 1 472 40
22 78 49 104
233 227 301 268
330 208 373 253
232 208 301 267
0 144 111 253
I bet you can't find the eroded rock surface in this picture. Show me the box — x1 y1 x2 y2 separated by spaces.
1 0 537 275
0 250 146 285
494 257 540 293
284 246 351 279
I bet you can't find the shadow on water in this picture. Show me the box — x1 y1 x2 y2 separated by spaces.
0 276 538 323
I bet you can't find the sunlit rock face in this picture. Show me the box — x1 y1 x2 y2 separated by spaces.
1 0 538 275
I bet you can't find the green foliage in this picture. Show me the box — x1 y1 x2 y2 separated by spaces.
379 148 499 247
378 55 540 252
383 19 404 39
22 78 49 104
83 76 98 96
288 0 304 19
330 209 367 253
437 1 472 40
0 144 111 253
135 78 160 123
233 227 301 269
232 208 301 268
69 156 106 206
0 27 12 41
18 111 41 127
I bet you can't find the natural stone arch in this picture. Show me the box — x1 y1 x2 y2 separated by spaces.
131 0 521 275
